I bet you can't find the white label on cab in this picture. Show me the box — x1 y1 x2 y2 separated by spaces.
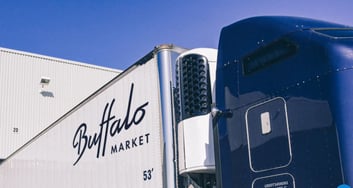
260 112 271 135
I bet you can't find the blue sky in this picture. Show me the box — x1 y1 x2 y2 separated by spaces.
0 1 352 70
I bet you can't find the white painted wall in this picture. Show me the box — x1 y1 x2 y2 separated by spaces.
0 47 121 159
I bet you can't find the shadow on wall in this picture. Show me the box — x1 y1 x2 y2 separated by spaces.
40 90 54 98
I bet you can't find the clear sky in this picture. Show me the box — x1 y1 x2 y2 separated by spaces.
0 0 352 70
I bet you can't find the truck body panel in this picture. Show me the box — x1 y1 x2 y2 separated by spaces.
0 45 187 188
0 45 218 188
215 16 353 187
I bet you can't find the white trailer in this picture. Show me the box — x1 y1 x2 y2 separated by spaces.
0 45 217 188
0 47 121 161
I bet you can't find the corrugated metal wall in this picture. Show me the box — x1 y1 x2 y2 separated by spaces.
0 47 121 159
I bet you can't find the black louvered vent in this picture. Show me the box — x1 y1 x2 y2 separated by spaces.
175 54 212 121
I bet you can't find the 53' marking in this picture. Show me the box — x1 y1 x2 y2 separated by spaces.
143 168 154 181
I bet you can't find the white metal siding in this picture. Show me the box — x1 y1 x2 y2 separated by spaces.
0 56 164 188
0 47 120 159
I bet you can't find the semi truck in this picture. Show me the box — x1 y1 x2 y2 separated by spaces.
1 16 353 188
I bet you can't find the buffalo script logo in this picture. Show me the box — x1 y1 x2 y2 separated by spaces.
72 83 149 165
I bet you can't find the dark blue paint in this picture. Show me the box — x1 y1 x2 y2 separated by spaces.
246 98 291 172
215 16 353 187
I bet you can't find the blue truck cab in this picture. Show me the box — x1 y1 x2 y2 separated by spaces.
214 16 353 187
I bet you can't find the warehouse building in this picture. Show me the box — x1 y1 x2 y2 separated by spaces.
0 47 121 161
